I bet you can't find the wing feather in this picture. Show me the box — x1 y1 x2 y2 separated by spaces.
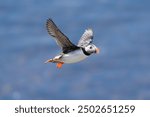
46 19 78 53
78 28 93 47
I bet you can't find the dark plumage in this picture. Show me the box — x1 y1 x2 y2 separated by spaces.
46 19 79 54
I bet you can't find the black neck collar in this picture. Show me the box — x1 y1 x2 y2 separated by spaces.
82 48 91 56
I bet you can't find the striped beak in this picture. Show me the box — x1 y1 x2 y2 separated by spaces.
95 48 100 54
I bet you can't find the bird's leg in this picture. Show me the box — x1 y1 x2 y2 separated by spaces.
56 62 64 69
44 59 53 63
45 54 63 63
45 58 62 63
45 58 64 69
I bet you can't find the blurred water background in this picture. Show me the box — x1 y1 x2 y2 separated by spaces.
0 0 150 99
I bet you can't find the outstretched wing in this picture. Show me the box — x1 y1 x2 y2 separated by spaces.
46 19 78 53
78 28 93 47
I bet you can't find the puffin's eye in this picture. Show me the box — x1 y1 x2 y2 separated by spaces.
90 46 92 49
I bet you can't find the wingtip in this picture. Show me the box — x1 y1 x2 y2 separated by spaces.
85 28 93 36
85 28 93 33
86 28 93 31
47 18 52 21
46 18 54 24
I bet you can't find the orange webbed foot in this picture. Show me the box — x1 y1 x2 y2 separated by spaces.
56 62 64 69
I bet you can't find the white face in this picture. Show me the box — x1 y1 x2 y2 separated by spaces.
84 44 98 54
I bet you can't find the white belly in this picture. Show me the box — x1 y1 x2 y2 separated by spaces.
61 49 88 63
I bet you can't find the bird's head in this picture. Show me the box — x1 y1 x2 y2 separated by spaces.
84 44 100 55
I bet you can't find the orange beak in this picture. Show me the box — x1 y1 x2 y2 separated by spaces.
95 48 100 54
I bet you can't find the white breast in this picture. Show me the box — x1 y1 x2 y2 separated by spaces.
61 49 88 64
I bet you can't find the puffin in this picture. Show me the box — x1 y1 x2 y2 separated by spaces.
45 19 100 68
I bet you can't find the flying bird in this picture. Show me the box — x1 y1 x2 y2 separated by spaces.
45 19 100 68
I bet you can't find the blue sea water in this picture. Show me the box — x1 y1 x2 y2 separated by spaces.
0 0 150 99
